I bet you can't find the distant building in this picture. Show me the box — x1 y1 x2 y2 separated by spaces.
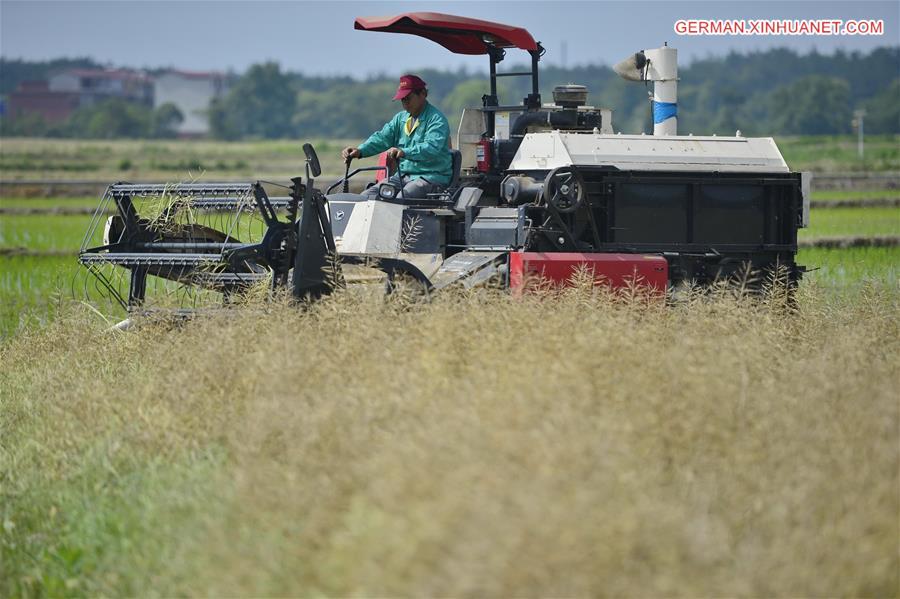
7 80 81 123
154 71 229 137
6 68 227 136
49 69 153 107
7 68 152 125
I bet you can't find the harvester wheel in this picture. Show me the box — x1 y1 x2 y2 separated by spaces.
543 167 585 213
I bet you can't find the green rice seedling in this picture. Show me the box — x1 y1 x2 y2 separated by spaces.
0 214 99 252
811 188 900 202
798 246 899 288
801 207 900 239
0 255 74 336
0 197 103 211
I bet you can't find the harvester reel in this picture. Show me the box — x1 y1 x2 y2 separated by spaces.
543 167 585 213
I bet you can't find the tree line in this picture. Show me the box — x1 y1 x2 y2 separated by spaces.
1 47 897 139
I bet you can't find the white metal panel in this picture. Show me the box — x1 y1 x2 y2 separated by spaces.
334 199 444 277
801 172 813 228
456 108 486 172
508 131 789 173
336 199 376 254
335 199 405 255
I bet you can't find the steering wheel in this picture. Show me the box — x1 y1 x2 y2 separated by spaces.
543 167 585 213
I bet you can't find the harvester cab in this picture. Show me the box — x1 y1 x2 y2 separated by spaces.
78 12 811 318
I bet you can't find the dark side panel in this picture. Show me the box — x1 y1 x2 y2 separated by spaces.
605 173 800 248
526 169 804 285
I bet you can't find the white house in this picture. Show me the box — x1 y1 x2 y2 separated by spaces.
154 71 228 137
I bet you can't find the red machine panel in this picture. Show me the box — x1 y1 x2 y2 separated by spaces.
375 151 388 182
508 252 668 292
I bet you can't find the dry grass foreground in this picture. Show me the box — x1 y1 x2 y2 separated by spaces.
1 282 898 597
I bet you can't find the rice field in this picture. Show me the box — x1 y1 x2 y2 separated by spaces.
0 197 100 210
0 190 898 338
1 281 897 596
0 214 99 252
0 138 354 182
800 246 898 286
1 138 898 596
776 134 900 173
2 188 897 209
2 200 897 254
800 207 899 238
812 188 900 202
2 135 898 182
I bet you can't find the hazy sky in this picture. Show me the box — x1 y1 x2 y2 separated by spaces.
1 1 897 76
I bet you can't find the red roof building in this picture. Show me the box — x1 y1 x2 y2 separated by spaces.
5 68 154 126
7 80 81 124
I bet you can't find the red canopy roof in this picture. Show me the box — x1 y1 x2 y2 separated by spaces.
354 12 538 55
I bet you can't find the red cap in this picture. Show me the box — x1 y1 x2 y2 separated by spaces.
392 74 426 100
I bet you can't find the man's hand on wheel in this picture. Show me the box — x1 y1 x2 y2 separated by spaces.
341 147 360 160
386 147 405 162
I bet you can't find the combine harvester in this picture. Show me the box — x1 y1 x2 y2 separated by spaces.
79 12 810 315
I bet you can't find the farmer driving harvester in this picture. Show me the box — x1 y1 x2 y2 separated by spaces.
341 74 453 199
77 12 810 316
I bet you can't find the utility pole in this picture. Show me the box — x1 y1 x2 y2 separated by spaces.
853 109 866 160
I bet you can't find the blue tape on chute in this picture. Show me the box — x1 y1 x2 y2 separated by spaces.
652 101 677 124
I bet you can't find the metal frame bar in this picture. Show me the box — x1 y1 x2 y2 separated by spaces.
484 43 543 137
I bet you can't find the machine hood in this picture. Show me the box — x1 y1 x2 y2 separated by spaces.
508 131 790 173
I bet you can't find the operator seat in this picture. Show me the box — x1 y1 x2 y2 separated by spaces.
367 149 463 202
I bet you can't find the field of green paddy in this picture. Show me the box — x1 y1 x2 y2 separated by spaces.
800 207 899 238
1 135 898 597
811 188 900 201
1 135 898 339
776 134 900 172
0 138 354 182
1 206 897 337
0 197 101 210
2 187 897 209
3 135 898 181
1 214 100 252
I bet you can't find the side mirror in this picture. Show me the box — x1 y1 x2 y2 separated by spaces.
302 143 321 178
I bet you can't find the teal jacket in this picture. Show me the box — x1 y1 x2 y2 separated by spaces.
357 102 453 186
